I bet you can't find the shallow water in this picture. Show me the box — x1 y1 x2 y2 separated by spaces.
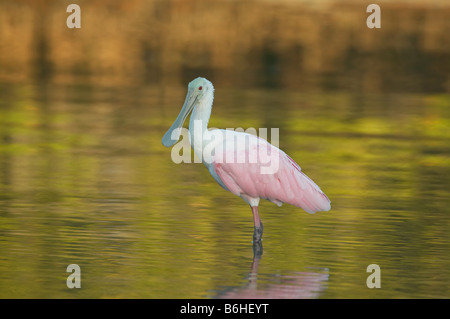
0 83 448 298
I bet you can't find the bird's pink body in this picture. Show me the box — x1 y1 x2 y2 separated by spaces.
212 134 330 214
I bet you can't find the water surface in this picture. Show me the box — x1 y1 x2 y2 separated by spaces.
0 83 448 298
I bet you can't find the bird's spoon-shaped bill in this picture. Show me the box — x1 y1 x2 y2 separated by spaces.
162 88 197 147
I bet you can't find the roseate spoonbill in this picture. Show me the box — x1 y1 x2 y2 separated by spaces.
162 77 330 243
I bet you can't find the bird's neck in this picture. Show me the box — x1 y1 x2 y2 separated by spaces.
189 94 213 159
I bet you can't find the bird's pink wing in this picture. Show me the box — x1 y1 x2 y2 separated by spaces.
212 136 331 214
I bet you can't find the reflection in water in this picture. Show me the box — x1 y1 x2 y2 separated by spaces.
214 242 329 299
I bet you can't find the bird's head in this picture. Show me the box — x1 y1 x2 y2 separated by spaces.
162 77 214 147
187 77 214 101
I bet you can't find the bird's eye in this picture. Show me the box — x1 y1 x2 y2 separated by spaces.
198 86 203 90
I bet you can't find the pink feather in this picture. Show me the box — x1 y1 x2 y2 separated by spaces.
213 136 331 214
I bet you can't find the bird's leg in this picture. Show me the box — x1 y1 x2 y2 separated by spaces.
252 239 263 258
251 206 263 243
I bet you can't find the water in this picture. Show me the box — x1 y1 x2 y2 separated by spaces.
0 83 448 298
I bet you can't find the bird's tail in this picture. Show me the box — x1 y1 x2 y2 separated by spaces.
285 155 331 214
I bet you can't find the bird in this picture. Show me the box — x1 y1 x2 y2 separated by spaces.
162 77 330 243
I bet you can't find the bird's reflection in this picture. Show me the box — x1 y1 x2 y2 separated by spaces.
214 242 329 299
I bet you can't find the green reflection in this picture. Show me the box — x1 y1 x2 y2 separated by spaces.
0 83 448 298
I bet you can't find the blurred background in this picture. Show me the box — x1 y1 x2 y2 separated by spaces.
0 0 449 298
1 0 450 91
